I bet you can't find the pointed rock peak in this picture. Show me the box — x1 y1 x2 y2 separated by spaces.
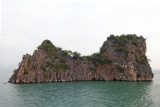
41 39 53 46
38 39 55 50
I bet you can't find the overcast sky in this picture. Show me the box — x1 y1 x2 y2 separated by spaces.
1 0 160 69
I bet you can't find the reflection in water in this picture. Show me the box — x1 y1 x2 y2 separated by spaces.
0 69 160 107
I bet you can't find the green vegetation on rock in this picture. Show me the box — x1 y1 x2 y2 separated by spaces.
61 50 69 56
140 55 148 65
83 55 91 61
73 52 81 59
89 67 96 71
107 34 142 54
37 35 148 76
28 57 32 65
43 72 49 78
38 40 56 57
116 65 124 73
47 61 71 74
136 55 148 65
131 51 134 54
131 40 139 46
41 64 47 71
90 53 112 67
105 34 146 61
33 76 37 80
24 69 29 74
32 65 36 70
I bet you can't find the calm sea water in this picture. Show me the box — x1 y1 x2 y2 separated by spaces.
0 69 160 107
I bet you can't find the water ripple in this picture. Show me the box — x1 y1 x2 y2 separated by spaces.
0 70 160 107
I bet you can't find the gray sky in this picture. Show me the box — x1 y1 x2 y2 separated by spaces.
1 0 160 69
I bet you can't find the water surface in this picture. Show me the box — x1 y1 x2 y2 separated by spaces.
0 69 160 107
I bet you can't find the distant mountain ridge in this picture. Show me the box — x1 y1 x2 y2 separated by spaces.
9 34 153 83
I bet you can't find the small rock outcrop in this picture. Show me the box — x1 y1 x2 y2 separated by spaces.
9 34 154 83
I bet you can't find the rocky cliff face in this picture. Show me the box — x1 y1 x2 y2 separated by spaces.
9 34 153 83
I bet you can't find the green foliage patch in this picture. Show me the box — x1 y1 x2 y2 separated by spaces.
90 53 112 67
41 64 47 71
33 76 37 80
89 67 96 71
24 69 29 74
47 61 71 74
107 34 141 53
43 72 49 78
28 57 32 65
83 55 91 61
73 52 81 59
38 40 56 57
116 65 124 73
61 50 69 56
131 40 139 46
140 55 148 65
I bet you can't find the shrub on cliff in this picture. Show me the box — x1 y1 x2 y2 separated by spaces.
108 34 143 58
115 46 129 53
56 47 62 51
24 69 29 74
116 65 124 73
47 61 70 74
91 53 112 66
107 34 115 40
83 55 91 60
109 35 129 54
140 55 148 65
89 67 96 71
73 52 81 59
43 72 49 78
33 76 37 80
41 64 47 71
62 50 69 56
131 40 139 46
28 57 32 65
